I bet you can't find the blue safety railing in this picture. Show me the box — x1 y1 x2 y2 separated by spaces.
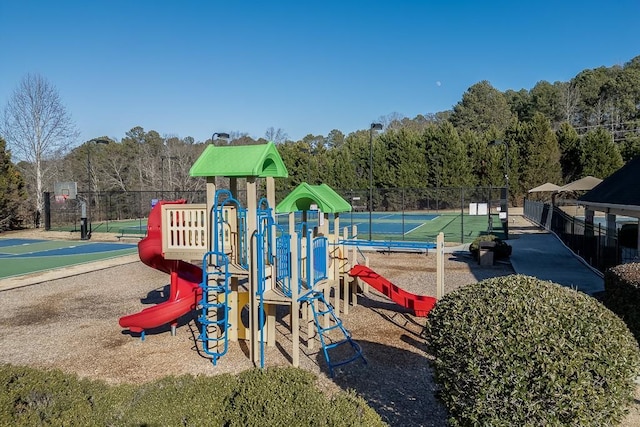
198 250 231 365
256 198 292 367
313 236 328 284
276 233 291 296
212 189 248 269
296 223 312 295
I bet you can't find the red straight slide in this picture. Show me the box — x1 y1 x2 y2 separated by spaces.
349 264 436 317
119 200 202 335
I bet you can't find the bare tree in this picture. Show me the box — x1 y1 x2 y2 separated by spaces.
559 82 580 126
1 74 79 226
265 127 289 144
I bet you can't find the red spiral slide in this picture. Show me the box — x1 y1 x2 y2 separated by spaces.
118 200 202 335
349 264 436 317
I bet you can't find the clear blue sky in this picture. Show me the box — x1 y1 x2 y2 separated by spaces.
1 1 638 145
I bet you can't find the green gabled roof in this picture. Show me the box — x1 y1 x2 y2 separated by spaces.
189 142 289 178
276 183 352 213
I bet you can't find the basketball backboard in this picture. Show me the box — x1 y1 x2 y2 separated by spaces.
54 181 78 200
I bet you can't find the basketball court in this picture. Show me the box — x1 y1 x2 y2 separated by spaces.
0 238 138 280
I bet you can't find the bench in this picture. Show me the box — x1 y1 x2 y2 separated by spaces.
339 239 436 254
116 229 147 241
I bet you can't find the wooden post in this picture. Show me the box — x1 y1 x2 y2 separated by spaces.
291 230 300 368
229 177 237 199
266 303 276 347
206 177 216 252
246 177 259 365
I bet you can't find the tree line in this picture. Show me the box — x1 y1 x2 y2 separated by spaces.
1 56 639 229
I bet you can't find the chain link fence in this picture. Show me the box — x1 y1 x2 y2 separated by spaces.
45 186 507 242
44 190 207 233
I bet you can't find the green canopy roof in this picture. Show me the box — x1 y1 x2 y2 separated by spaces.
276 183 352 213
189 142 289 178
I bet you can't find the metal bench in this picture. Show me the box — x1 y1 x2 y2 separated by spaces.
116 229 146 241
339 239 436 253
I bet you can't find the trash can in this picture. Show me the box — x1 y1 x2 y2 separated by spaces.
478 241 496 266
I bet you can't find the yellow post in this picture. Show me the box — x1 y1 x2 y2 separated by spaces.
228 276 239 342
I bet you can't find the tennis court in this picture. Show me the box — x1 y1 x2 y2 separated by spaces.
48 209 505 245
0 238 138 279
278 211 505 243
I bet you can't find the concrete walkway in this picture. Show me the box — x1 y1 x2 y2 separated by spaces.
507 215 604 295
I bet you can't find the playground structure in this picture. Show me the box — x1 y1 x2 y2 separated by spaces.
119 142 445 375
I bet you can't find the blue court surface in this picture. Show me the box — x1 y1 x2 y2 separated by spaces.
276 211 439 236
0 238 138 279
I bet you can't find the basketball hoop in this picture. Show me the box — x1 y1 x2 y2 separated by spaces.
54 181 77 200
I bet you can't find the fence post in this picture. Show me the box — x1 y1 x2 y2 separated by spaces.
436 232 445 299
402 188 405 240
460 187 464 243
44 192 51 231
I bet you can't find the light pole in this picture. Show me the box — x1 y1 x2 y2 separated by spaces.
161 155 178 200
83 138 109 240
211 132 230 145
489 139 510 239
369 123 383 240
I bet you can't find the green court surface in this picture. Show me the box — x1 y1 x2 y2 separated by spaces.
0 238 138 280
48 211 504 244
400 213 506 243
339 212 506 243
52 212 505 243
49 218 148 235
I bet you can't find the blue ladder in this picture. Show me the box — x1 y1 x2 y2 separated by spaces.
198 251 231 365
300 290 366 376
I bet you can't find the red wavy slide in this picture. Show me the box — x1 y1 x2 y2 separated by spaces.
349 264 436 317
119 200 202 335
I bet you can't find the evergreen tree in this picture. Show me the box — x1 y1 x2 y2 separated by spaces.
529 81 565 127
620 133 640 162
462 130 490 187
581 128 624 178
380 128 425 188
433 122 471 188
0 137 27 230
450 81 514 134
520 113 562 190
556 122 582 183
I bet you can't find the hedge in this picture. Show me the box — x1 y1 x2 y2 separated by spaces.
604 262 640 343
425 275 640 426
0 364 384 426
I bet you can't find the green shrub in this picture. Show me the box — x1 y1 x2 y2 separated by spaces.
223 368 384 426
469 234 512 260
604 262 640 343
425 275 640 426
0 364 384 426
0 364 116 426
118 374 237 426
